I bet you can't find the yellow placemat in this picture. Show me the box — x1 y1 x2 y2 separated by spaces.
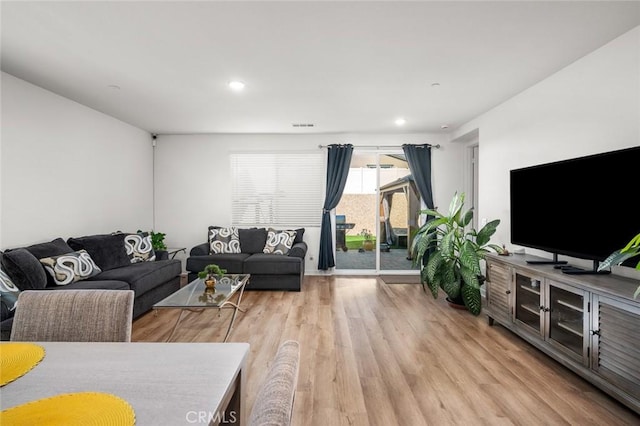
0 392 136 425
0 342 45 386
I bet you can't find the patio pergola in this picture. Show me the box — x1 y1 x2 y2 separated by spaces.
379 174 421 259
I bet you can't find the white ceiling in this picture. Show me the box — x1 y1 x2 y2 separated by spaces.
2 1 639 135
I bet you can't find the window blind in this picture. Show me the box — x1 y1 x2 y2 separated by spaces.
231 152 324 227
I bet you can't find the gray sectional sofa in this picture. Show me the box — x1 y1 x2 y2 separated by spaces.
1 234 181 340
186 227 307 291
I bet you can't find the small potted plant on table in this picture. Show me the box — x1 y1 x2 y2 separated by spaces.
198 264 227 289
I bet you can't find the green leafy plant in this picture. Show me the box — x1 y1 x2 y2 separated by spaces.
411 192 502 315
137 229 167 251
360 228 373 241
597 232 640 298
198 264 227 280
150 231 167 251
359 228 375 251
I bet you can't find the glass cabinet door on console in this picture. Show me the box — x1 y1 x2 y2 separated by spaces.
545 280 589 365
514 274 589 365
514 272 544 336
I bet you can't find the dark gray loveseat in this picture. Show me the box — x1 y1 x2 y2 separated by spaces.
186 227 306 291
1 234 181 340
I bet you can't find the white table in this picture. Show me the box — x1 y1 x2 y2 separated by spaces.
1 342 249 425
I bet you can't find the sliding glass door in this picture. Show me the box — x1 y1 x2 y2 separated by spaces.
334 150 419 274
335 151 376 271
378 153 419 272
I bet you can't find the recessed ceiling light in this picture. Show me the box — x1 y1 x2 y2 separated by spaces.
228 80 245 91
107 84 121 90
431 82 441 88
441 124 449 129
395 118 407 126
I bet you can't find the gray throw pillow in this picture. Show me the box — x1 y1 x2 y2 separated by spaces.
239 228 268 254
1 248 48 290
23 238 75 287
293 228 305 245
68 233 131 270
0 258 20 312
24 237 74 259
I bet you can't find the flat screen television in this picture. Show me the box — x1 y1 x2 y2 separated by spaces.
510 146 640 274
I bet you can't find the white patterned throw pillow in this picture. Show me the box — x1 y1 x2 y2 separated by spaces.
263 229 296 255
209 227 241 254
124 233 156 263
39 250 102 286
0 266 20 311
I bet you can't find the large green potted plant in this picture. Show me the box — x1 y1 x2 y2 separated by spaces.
411 192 502 315
598 232 640 298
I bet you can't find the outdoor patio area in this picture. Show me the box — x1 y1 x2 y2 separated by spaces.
335 247 419 271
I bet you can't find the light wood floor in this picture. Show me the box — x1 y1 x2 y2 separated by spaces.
132 276 639 425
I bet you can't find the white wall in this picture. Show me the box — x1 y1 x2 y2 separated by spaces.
0 72 154 248
454 26 640 274
154 132 457 274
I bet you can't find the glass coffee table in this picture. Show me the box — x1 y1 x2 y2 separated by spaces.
153 274 250 342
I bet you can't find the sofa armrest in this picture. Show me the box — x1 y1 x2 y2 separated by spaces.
190 243 210 256
288 242 308 259
155 250 169 261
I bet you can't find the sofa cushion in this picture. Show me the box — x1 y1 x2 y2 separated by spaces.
39 250 102 286
239 228 268 254
187 254 250 275
263 229 296 255
67 233 131 271
88 260 180 297
293 228 305 245
209 227 241 254
244 254 302 275
123 232 156 263
1 248 48 290
0 253 20 314
21 238 75 287
23 237 74 259
49 279 130 291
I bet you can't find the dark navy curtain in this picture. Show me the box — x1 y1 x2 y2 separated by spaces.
402 144 434 209
318 144 353 270
403 144 434 267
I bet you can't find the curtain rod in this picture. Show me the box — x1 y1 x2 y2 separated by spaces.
317 143 440 149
